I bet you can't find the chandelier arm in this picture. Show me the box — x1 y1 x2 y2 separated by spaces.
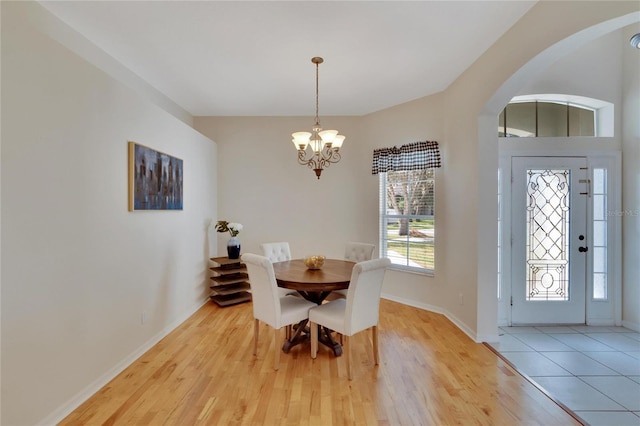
297 150 319 169
297 149 311 166
324 149 341 164
298 147 341 164
317 146 340 164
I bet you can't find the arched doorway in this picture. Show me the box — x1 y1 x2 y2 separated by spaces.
475 6 639 339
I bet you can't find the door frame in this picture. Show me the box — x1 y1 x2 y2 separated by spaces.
498 150 622 327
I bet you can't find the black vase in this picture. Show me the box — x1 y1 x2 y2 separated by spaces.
227 236 241 259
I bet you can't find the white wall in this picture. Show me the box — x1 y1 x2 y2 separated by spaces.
622 24 640 331
514 29 624 147
358 94 456 320
1 3 217 425
518 30 625 110
194 116 362 258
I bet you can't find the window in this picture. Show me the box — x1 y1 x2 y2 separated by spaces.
497 94 615 138
499 101 595 137
379 169 435 272
592 168 608 300
373 140 440 273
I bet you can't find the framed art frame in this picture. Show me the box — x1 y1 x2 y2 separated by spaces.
128 141 183 211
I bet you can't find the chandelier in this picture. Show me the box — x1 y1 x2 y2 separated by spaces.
291 57 345 179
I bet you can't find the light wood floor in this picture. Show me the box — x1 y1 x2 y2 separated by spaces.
60 299 580 425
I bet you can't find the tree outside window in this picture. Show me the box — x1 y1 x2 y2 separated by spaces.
380 169 435 272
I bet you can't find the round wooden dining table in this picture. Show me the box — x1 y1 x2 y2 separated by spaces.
273 258 355 303
272 259 355 356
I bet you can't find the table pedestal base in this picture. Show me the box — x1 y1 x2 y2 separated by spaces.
282 321 342 356
319 326 342 356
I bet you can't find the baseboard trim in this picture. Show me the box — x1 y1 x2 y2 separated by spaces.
39 298 209 426
622 319 640 332
381 293 488 343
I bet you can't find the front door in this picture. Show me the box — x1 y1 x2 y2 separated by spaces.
511 157 588 324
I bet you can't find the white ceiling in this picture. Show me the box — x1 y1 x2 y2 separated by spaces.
39 1 536 117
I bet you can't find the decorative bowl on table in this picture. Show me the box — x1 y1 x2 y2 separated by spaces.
304 255 326 270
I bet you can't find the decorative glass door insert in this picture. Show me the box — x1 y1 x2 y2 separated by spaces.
526 169 570 301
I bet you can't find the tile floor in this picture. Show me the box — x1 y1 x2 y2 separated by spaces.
488 326 640 426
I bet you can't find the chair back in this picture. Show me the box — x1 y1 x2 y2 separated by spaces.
344 242 375 262
241 253 282 327
344 258 391 335
260 242 292 262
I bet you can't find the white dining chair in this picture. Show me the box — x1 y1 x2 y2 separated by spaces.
242 253 316 370
309 257 391 380
260 241 296 297
260 242 292 262
344 242 375 262
332 242 376 299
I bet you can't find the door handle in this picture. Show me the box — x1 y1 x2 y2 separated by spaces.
578 246 588 253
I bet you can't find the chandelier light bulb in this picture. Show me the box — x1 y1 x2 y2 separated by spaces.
332 135 345 149
319 129 338 145
292 132 311 150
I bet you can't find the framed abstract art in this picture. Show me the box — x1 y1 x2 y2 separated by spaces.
128 141 183 211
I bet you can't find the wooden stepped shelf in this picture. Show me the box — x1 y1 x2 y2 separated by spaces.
208 256 251 307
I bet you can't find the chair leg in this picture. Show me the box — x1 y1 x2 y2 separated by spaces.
254 319 259 356
273 327 281 370
345 335 352 380
372 325 379 365
310 322 318 359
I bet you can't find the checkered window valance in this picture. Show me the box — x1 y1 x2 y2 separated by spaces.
371 141 441 174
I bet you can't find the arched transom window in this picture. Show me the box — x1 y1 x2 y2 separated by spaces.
499 94 614 138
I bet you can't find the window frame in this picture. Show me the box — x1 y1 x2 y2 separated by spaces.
379 169 435 275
